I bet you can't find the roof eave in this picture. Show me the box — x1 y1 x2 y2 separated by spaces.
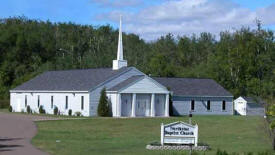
10 90 89 93
173 95 233 98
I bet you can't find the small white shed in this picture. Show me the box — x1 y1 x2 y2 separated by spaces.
234 96 265 116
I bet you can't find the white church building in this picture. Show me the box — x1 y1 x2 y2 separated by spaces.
9 17 170 117
10 17 234 117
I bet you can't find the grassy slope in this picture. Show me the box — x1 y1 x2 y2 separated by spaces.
32 116 273 155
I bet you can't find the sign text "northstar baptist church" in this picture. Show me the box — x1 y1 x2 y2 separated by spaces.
161 121 198 146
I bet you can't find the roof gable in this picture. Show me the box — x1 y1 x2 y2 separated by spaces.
108 75 169 94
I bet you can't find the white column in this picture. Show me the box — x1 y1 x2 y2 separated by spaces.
161 123 164 145
165 94 169 117
131 93 136 117
195 124 198 147
150 94 155 117
117 93 121 117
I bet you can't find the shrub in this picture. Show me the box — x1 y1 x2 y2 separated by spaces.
39 105 45 114
8 105 12 112
97 88 109 117
68 109 72 116
270 121 275 129
0 100 10 109
27 105 31 114
216 149 228 155
54 107 58 115
75 111 81 116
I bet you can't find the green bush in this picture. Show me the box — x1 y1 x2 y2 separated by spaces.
68 109 72 116
0 100 9 109
216 149 228 155
54 107 58 115
270 121 275 129
8 105 12 112
39 105 45 114
75 111 81 116
27 105 31 114
97 88 109 117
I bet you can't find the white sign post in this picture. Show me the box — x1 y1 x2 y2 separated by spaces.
161 121 198 146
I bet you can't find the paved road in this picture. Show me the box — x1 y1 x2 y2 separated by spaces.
0 113 51 155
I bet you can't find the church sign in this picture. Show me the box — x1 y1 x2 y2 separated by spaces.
161 121 198 146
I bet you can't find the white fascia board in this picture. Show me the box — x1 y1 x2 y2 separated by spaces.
117 76 170 94
175 95 233 98
116 76 145 92
146 76 170 93
106 91 118 93
10 90 89 93
88 67 136 92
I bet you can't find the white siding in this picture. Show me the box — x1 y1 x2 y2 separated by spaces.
107 93 117 117
120 77 168 94
10 92 90 116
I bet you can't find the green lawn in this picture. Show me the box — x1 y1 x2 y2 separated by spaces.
32 116 273 155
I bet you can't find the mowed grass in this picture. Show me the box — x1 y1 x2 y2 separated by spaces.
32 116 273 155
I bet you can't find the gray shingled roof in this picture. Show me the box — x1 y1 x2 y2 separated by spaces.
11 67 132 91
153 77 233 97
108 75 144 91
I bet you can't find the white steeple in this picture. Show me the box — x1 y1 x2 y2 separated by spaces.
113 15 127 70
117 15 123 60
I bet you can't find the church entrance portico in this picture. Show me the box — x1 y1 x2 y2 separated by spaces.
114 93 169 117
107 75 170 117
121 94 132 117
135 94 151 117
155 94 166 116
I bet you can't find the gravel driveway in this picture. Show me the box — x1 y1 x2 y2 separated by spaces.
0 112 62 155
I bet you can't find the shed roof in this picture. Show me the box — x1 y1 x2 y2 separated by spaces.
11 67 132 91
153 77 233 97
242 96 265 105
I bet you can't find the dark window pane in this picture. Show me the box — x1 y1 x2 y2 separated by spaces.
81 96 84 110
51 96 54 109
25 95 27 107
207 100 210 110
222 101 226 110
191 100 195 110
65 96 68 109
37 95 40 107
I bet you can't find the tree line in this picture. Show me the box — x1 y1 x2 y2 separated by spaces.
0 17 274 101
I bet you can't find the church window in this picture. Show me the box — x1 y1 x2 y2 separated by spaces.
37 95 40 107
222 101 226 110
51 96 54 109
25 95 27 107
65 96 68 109
191 100 195 110
207 100 211 110
81 96 84 110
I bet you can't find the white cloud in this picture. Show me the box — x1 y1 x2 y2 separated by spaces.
95 0 275 40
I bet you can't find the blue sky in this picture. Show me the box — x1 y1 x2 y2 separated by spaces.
1 0 275 40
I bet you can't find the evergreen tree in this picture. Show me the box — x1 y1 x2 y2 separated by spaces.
97 88 109 117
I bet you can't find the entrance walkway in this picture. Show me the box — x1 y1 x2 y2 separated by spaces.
0 112 63 155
